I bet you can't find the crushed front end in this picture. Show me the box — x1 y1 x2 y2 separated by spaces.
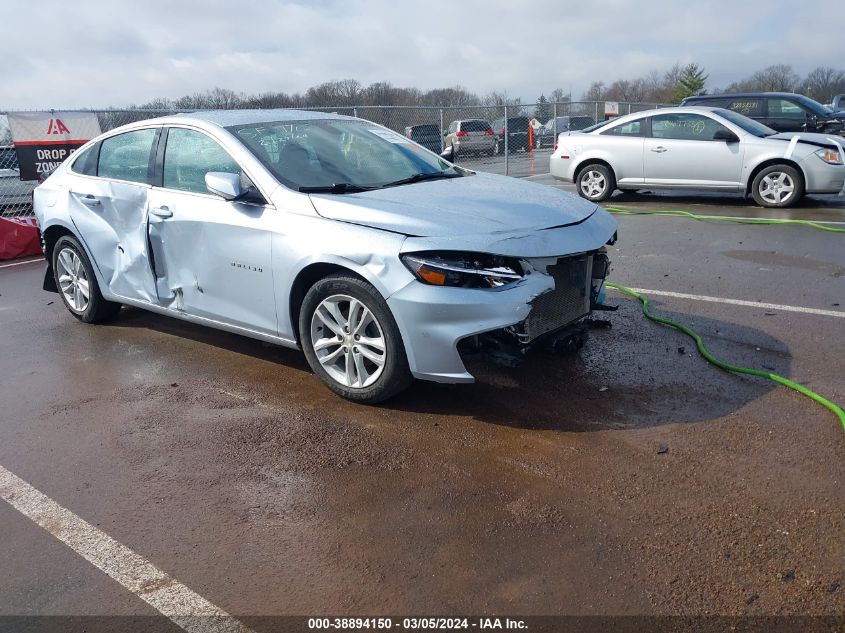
456 249 612 366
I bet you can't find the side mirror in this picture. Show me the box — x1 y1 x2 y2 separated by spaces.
440 145 456 162
205 172 242 200
713 130 739 143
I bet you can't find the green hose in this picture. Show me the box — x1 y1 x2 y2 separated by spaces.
605 206 845 233
606 282 845 432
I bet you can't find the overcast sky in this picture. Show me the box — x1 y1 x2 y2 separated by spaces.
2 0 842 109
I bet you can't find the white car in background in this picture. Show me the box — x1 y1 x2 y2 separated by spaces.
550 106 845 208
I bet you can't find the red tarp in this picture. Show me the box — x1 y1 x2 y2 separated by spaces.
0 216 42 260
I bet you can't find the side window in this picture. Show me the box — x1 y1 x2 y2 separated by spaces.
71 143 99 176
727 99 763 117
97 129 156 183
163 128 241 194
651 113 729 141
768 99 806 120
601 119 646 137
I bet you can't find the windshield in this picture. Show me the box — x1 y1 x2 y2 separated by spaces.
229 119 459 192
715 109 776 137
794 95 833 116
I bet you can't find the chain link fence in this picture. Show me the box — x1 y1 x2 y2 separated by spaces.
0 101 667 219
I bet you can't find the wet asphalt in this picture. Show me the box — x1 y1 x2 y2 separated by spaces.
0 178 844 627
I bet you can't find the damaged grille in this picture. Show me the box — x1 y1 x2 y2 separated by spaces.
522 255 591 341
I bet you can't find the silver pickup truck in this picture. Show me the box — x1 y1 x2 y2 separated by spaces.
0 146 36 216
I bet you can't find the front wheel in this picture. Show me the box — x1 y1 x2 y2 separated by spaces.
576 164 616 202
300 275 412 403
52 235 121 323
751 165 804 208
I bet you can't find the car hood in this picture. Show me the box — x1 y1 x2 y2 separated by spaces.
308 171 598 237
766 132 845 148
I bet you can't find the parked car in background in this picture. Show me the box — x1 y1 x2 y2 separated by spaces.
34 109 617 403
443 119 496 157
681 92 844 136
0 146 36 215
534 116 597 148
829 95 845 112
491 116 530 153
551 106 845 208
404 124 442 154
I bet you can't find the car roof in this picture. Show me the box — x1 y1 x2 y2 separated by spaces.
684 92 803 100
594 106 725 127
173 108 353 127
113 109 355 132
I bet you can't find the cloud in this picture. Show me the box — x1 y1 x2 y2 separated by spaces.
1 0 842 109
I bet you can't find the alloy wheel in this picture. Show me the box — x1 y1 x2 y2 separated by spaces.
310 294 386 389
759 172 795 205
56 246 90 313
580 170 607 199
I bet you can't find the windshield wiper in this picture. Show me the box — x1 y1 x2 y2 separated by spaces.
380 171 462 189
299 183 377 194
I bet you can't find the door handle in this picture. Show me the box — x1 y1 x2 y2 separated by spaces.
77 194 101 206
150 206 172 219
650 146 668 153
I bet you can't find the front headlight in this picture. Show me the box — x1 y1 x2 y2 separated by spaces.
401 251 524 288
815 148 843 165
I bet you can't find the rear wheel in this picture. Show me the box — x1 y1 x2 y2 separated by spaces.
300 274 412 403
576 164 616 202
751 164 804 208
52 235 121 323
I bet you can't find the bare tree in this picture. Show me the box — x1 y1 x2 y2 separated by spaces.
727 64 800 93
803 66 845 102
581 81 606 101
549 88 570 104
422 86 480 107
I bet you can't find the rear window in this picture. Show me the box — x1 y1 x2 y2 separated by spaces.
601 119 646 137
71 143 99 176
410 125 439 136
461 120 492 132
506 117 529 131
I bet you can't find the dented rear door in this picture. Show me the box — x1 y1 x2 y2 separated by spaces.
66 127 159 303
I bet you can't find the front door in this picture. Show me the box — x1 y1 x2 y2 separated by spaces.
146 127 277 335
643 112 744 189
765 98 809 133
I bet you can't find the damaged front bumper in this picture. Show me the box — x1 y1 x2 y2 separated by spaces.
387 249 611 383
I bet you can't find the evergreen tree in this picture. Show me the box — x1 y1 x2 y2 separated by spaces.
534 94 551 122
672 63 708 103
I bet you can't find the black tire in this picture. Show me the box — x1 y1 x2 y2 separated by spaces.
576 163 616 202
52 235 121 323
751 164 804 208
299 274 412 404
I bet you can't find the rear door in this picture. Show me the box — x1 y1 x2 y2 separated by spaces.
65 127 160 303
643 112 744 189
725 97 764 123
146 126 277 335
